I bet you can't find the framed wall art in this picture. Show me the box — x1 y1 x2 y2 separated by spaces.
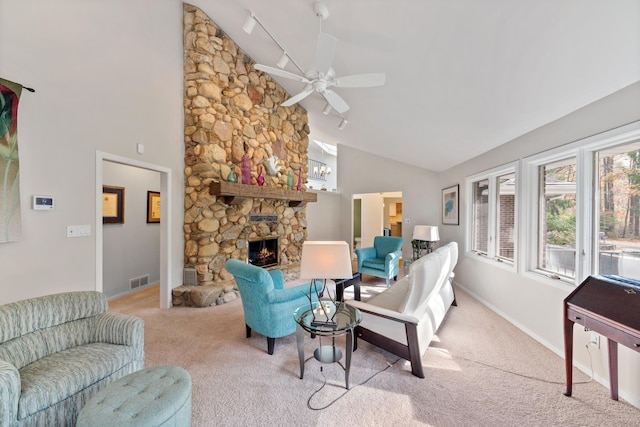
442 184 459 225
102 185 125 224
147 191 160 223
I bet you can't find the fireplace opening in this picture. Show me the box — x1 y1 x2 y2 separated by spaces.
248 237 279 268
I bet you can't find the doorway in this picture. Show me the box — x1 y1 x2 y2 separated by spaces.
96 151 173 308
352 191 402 254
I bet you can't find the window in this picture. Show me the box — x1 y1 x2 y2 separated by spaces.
596 141 640 281
496 172 516 261
520 122 640 286
471 180 489 254
467 164 517 263
538 158 577 279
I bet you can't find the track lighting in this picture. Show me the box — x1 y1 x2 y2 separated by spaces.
242 12 257 34
338 118 348 130
276 52 289 69
322 103 332 115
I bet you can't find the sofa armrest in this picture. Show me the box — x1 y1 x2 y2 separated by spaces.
93 312 144 362
0 360 20 426
346 300 419 324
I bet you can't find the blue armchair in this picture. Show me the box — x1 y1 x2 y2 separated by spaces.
225 259 317 355
356 236 405 286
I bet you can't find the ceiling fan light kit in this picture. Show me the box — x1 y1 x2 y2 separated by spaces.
243 2 385 129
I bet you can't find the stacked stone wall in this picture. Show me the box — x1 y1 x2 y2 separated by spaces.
183 4 310 289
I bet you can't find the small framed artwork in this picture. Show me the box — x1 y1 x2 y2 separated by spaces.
103 186 125 224
442 184 459 225
147 191 161 223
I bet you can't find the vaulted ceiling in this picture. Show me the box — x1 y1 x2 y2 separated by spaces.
194 0 640 171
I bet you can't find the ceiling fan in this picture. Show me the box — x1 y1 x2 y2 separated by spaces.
253 2 385 115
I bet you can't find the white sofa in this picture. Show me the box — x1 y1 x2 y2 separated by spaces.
346 242 458 378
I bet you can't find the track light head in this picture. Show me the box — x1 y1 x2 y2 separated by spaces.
242 12 257 34
338 118 348 130
322 103 332 115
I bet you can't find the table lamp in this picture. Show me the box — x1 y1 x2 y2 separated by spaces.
412 225 440 259
300 241 353 322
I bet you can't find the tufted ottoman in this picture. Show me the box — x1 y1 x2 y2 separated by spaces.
76 365 192 427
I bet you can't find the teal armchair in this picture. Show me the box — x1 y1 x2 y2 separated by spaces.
225 259 317 355
356 236 405 286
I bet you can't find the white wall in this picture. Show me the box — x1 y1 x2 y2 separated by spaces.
305 191 341 241
0 0 185 305
103 162 160 299
442 81 640 407
336 144 439 261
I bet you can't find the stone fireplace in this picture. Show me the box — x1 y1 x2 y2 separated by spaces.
178 4 312 306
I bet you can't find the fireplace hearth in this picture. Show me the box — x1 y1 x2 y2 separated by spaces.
248 237 279 268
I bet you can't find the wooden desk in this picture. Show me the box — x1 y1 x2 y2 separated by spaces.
563 275 640 400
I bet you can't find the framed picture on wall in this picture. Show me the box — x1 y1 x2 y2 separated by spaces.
103 186 125 224
147 191 160 223
442 184 459 225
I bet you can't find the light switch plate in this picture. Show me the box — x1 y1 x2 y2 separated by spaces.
67 225 91 238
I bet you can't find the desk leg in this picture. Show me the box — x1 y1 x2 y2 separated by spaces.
345 329 353 389
563 317 574 396
354 278 361 301
296 324 305 380
608 339 618 400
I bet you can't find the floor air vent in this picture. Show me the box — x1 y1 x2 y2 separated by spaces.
129 274 150 290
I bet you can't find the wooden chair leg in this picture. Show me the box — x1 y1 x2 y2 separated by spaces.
406 323 425 378
267 337 275 355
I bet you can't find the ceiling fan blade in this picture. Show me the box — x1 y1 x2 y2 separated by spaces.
334 73 386 88
315 32 338 76
322 89 350 114
281 85 314 107
254 64 310 84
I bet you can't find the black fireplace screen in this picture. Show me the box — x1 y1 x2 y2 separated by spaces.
248 238 278 268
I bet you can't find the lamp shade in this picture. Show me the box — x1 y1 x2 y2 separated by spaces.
300 241 352 280
412 225 439 242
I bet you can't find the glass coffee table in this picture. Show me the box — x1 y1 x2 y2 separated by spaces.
294 301 362 389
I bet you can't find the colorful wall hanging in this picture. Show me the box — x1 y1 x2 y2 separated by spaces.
0 78 23 243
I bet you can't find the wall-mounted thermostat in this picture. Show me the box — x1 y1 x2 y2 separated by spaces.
32 195 55 210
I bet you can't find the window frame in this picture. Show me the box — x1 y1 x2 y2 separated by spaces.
521 121 640 286
465 161 518 267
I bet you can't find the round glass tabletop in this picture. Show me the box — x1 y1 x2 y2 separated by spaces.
294 300 362 334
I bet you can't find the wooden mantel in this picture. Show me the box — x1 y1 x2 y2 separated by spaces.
210 181 318 207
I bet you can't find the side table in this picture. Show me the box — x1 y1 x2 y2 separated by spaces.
294 301 362 389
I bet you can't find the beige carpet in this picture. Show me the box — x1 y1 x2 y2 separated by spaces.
109 277 640 426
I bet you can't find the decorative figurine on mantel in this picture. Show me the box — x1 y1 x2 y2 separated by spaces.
257 165 265 186
241 155 251 185
296 166 303 191
226 165 238 183
287 170 294 190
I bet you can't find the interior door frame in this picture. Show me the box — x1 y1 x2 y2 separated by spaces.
96 151 173 308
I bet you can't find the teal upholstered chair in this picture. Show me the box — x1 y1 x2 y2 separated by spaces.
225 259 317 355
356 236 405 286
